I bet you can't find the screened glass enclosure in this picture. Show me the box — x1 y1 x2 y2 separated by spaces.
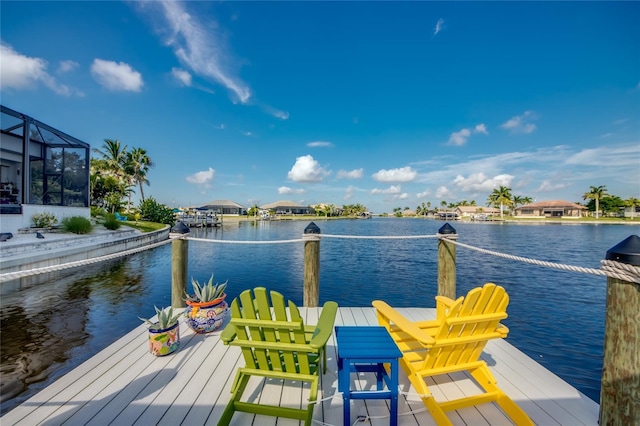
0 105 90 214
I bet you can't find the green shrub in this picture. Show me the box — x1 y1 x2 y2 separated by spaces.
61 216 93 234
90 206 106 218
32 212 58 228
139 197 175 225
104 213 121 230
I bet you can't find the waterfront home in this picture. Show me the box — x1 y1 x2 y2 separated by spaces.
455 206 501 219
515 200 586 218
0 105 90 236
198 200 246 215
623 205 640 218
261 200 315 216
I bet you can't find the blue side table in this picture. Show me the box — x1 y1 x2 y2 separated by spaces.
335 326 402 426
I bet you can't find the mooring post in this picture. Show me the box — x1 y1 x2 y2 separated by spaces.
599 235 640 425
437 223 457 300
303 222 321 307
170 222 190 309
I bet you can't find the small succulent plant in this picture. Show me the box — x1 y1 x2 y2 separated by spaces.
184 274 227 303
139 306 181 331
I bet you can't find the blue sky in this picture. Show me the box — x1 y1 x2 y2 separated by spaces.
1 1 638 213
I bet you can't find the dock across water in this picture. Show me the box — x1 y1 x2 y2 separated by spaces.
1 307 599 425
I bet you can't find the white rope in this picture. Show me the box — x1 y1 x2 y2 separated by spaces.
444 237 640 284
4 231 638 284
0 238 173 282
600 259 640 284
321 233 440 240
187 236 305 244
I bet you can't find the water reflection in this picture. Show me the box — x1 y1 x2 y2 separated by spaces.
1 271 91 405
0 258 161 414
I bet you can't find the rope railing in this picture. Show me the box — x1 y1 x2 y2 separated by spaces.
2 231 637 284
321 234 441 240
0 238 173 283
186 236 304 244
446 237 640 284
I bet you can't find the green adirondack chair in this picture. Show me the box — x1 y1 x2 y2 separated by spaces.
218 287 338 425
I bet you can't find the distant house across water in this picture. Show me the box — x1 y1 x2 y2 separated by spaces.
197 200 246 215
260 200 315 215
515 200 586 218
454 206 501 219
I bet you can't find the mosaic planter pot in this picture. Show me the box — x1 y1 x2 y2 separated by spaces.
184 294 230 334
148 322 180 356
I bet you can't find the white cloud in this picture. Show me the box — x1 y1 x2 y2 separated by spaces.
565 144 640 167
58 60 79 73
0 43 75 96
538 180 568 192
171 67 192 86
436 186 452 199
448 128 471 146
501 111 537 134
157 1 251 103
344 185 355 200
371 185 402 195
474 123 488 134
416 190 431 198
91 59 143 92
395 193 409 200
241 131 253 137
287 155 330 183
269 108 289 120
453 173 514 192
337 168 363 179
186 167 214 187
307 141 333 148
372 166 417 182
448 124 488 146
434 18 445 36
278 186 305 195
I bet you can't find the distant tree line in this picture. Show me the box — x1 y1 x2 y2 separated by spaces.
410 185 638 219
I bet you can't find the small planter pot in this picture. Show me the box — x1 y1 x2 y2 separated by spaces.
148 322 180 356
184 294 230 334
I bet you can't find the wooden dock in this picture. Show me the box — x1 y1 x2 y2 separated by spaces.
1 307 599 425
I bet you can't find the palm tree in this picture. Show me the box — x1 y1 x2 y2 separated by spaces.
512 195 524 210
625 197 640 220
93 139 127 179
583 185 608 218
124 147 153 202
487 186 513 219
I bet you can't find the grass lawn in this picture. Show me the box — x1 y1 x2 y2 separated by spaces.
119 220 168 232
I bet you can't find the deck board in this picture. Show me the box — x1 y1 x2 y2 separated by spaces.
1 307 599 426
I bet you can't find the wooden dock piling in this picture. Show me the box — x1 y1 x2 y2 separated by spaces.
170 222 190 308
303 222 321 307
599 235 640 426
437 223 457 300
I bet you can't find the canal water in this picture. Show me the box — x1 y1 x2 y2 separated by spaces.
1 218 636 414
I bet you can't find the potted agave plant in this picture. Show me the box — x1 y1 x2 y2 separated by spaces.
183 274 231 334
139 306 182 356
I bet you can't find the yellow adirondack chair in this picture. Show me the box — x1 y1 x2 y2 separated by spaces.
372 283 533 426
218 287 338 426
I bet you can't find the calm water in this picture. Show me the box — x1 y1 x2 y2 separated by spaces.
1 218 637 414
